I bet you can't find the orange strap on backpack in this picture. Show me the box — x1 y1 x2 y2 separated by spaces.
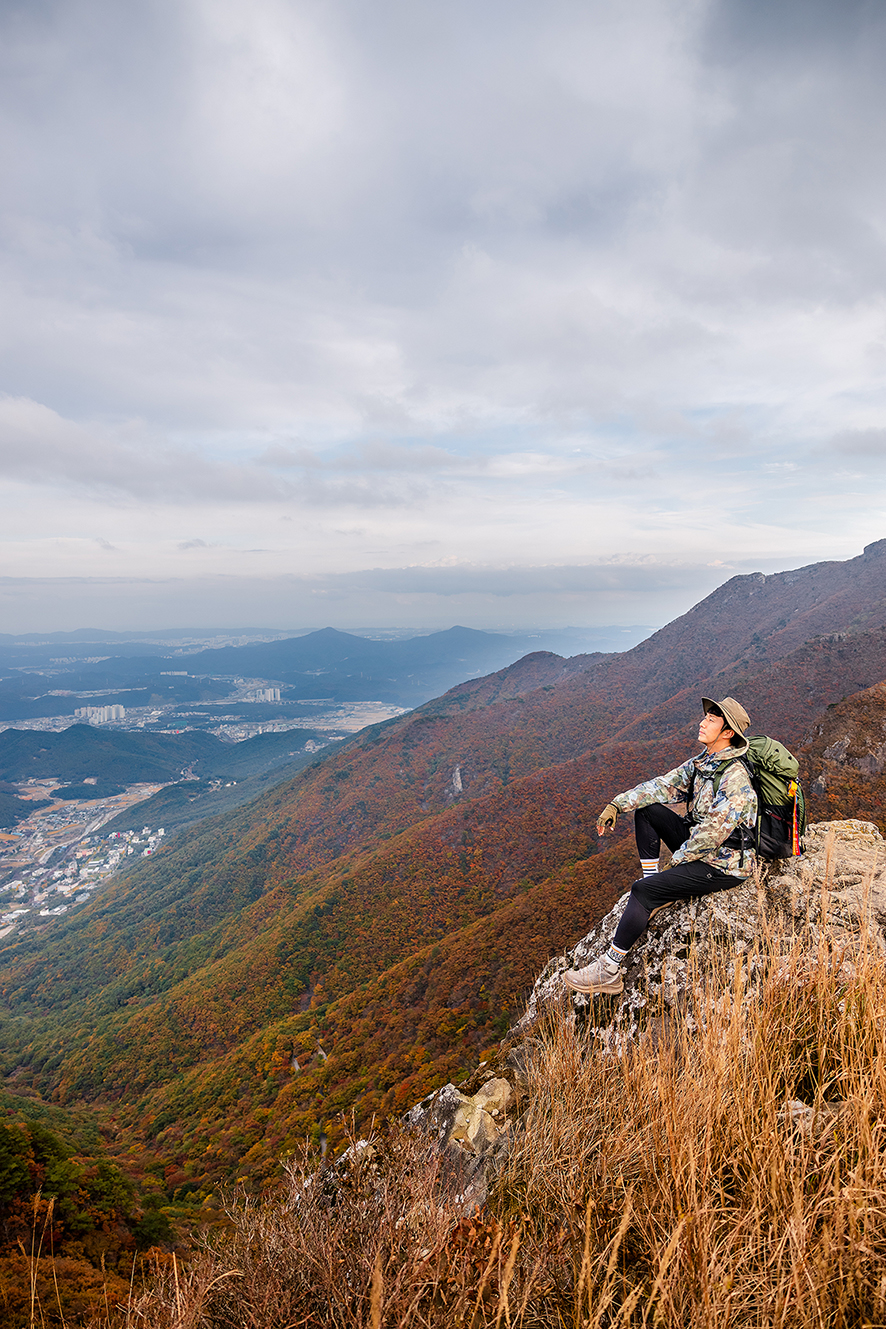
788 779 800 856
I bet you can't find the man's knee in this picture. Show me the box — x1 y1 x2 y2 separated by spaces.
636 803 675 832
636 803 688 849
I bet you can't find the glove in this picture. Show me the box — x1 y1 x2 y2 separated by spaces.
596 803 619 835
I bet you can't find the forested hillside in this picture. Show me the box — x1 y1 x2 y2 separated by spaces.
0 723 328 784
0 1102 172 1323
1 540 885 1204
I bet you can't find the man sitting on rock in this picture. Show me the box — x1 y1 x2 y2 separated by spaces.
564 696 757 996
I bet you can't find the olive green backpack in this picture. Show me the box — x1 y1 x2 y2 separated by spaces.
711 735 807 861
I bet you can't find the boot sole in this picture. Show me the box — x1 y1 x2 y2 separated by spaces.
563 973 624 996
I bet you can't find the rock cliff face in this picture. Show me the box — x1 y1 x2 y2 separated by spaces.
404 1075 520 1214
807 681 886 775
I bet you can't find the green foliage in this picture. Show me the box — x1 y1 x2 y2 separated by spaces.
133 1194 175 1248
86 1159 135 1215
0 1109 177 1326
0 1122 31 1201
0 788 51 828
0 723 334 795
55 782 125 800
0 1114 143 1235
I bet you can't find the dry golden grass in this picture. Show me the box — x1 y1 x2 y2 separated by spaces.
86 912 886 1329
501 928 886 1327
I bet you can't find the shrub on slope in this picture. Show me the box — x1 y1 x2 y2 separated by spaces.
119 839 638 1187
0 769 646 1176
0 1109 172 1326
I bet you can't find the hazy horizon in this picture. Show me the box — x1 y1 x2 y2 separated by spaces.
0 620 659 648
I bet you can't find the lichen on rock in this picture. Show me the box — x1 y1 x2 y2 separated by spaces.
404 1066 522 1214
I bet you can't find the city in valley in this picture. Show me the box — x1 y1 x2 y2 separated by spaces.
0 780 168 938
0 694 408 941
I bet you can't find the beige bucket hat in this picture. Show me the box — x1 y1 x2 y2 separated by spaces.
701 695 750 740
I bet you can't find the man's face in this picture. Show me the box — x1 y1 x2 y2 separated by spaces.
698 708 734 752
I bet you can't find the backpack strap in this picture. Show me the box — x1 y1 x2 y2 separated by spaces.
707 754 760 867
690 745 803 865
724 755 762 865
687 752 734 817
789 779 800 855
690 751 748 803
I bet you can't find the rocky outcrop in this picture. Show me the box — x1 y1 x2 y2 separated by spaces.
406 1076 514 1154
404 1068 522 1214
808 681 886 771
406 820 886 1214
518 820 886 1043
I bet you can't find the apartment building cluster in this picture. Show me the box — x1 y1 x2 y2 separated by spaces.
74 704 126 723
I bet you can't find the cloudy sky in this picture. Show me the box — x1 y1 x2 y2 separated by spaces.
1 0 885 633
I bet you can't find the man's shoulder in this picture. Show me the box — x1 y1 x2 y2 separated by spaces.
719 753 755 790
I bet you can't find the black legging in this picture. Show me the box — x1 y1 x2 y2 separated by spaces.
634 802 692 860
611 804 742 951
612 893 657 952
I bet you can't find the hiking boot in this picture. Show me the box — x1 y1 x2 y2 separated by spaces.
563 955 624 995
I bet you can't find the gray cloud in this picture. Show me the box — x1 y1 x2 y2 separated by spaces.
257 440 464 473
829 429 886 459
322 561 716 597
0 395 288 502
1 0 886 627
0 396 451 506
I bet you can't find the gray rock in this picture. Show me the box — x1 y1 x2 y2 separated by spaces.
404 1077 517 1216
516 819 886 1047
778 1098 847 1142
404 1082 467 1145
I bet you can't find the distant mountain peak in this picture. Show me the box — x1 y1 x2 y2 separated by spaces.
303 627 363 641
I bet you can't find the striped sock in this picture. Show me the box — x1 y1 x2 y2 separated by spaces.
640 858 658 878
606 943 629 967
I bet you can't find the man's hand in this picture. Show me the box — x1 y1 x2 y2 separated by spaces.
596 803 619 835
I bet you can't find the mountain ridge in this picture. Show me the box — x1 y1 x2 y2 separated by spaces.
1 541 885 1191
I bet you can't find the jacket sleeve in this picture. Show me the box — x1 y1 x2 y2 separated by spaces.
610 759 695 814
669 762 756 866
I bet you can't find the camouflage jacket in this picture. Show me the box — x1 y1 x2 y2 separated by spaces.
611 737 758 877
